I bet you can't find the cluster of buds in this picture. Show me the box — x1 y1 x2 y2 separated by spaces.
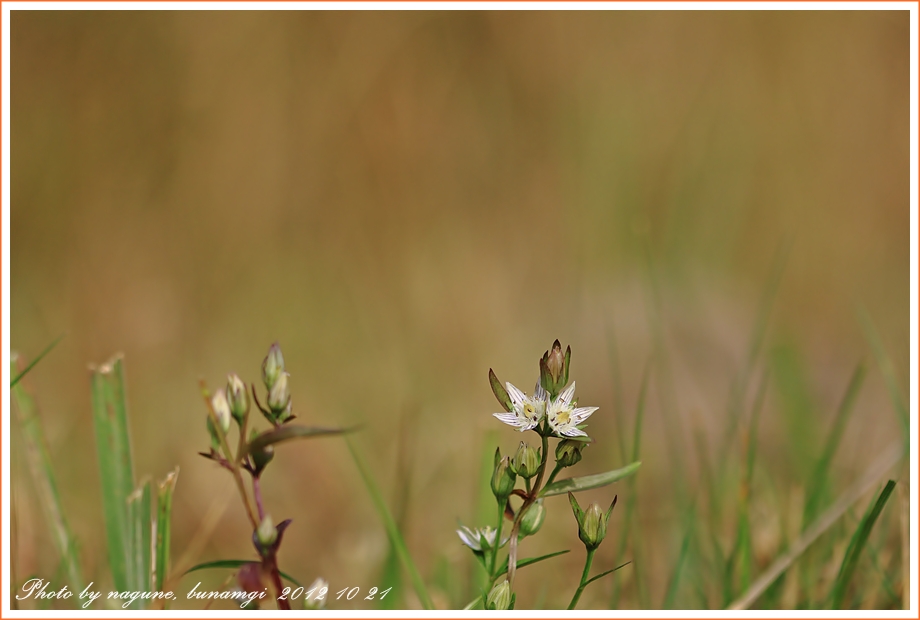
261 343 293 425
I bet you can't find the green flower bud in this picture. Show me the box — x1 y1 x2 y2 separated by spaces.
486 580 512 611
555 439 586 468
211 388 232 434
512 442 541 479
569 492 616 551
518 500 546 537
267 371 291 415
227 373 250 424
491 452 516 502
256 515 277 547
206 416 221 451
262 342 285 390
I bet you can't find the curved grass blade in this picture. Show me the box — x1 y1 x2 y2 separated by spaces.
493 549 570 577
246 424 353 457
829 480 897 609
541 462 641 497
346 438 434 609
185 559 302 587
10 354 84 592
11 333 64 388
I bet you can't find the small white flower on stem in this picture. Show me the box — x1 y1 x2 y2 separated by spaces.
493 381 547 432
456 525 509 552
547 382 598 438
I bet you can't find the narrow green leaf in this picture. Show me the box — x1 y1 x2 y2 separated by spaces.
830 480 897 609
493 549 571 577
90 355 136 594
541 462 641 497
246 424 353 456
584 561 631 587
346 438 434 610
804 361 865 527
662 523 693 609
185 560 302 587
10 333 65 388
489 369 513 412
126 480 153 608
10 353 85 593
155 468 179 593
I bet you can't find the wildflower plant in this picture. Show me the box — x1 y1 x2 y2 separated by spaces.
195 343 350 609
459 340 641 609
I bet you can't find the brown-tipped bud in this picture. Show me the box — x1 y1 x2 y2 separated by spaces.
512 442 541 479
518 500 546 537
491 455 516 502
261 342 285 390
486 580 513 611
227 373 250 424
547 339 564 383
555 439 586 468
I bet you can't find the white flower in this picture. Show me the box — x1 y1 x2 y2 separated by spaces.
456 525 509 552
493 381 547 432
211 389 232 433
547 382 598 438
305 577 328 609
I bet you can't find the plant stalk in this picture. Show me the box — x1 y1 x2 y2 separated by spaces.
568 548 596 610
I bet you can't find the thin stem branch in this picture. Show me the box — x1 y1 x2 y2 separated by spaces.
507 429 551 588
567 548 596 610
490 500 504 577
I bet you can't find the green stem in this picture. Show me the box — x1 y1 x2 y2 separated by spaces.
490 500 504 577
568 548 596 610
507 430 550 588
544 463 563 489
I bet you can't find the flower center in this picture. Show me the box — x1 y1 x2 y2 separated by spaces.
523 403 535 416
555 410 571 426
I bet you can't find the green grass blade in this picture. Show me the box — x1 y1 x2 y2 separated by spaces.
90 355 136 593
662 520 693 609
155 468 179 593
346 437 433 610
803 361 865 527
10 353 85 593
185 560 302 586
540 461 641 497
829 480 897 609
858 309 909 448
127 480 153 607
10 333 64 388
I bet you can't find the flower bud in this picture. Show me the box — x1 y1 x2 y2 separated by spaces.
486 580 512 611
555 439 585 468
227 373 250 424
256 515 277 547
547 340 564 383
267 371 291 415
304 577 328 609
512 442 541 479
211 388 232 434
569 492 615 550
262 342 285 390
491 453 516 502
518 500 546 537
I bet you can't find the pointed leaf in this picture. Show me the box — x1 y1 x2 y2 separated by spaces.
245 424 352 457
10 333 65 388
541 461 641 497
155 468 179 593
584 561 631 587
562 344 571 389
494 549 570 577
489 369 513 412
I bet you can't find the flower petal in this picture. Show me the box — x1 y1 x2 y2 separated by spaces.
557 382 576 406
571 406 598 423
506 382 527 408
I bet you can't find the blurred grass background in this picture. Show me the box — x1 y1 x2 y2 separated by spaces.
10 10 909 609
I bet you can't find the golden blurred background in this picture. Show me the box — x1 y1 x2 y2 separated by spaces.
11 10 909 609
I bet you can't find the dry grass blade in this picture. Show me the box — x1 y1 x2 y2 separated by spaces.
727 441 903 610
